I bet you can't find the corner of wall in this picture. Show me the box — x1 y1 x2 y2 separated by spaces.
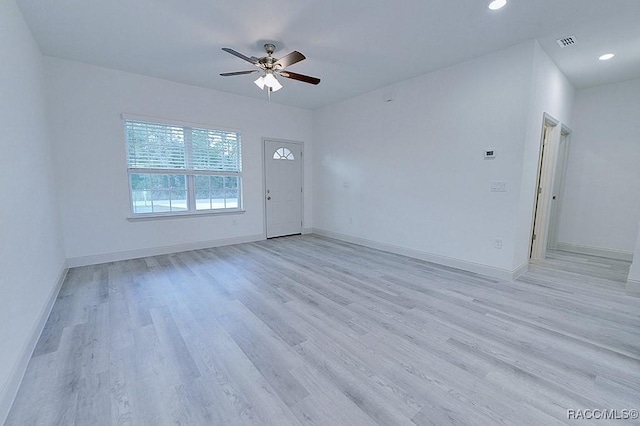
0 1 68 422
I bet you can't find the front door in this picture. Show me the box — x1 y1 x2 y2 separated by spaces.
264 140 303 238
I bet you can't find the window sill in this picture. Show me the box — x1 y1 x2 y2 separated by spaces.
127 209 246 222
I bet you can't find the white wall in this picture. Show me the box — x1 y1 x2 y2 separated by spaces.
313 41 574 279
556 79 640 258
512 41 575 267
314 42 544 278
44 58 314 265
0 0 66 422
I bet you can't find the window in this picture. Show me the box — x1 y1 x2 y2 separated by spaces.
273 147 295 160
125 118 242 216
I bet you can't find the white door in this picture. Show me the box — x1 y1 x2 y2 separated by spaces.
547 130 571 250
530 117 561 260
264 140 303 238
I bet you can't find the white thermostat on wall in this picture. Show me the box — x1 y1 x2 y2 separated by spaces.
484 150 496 159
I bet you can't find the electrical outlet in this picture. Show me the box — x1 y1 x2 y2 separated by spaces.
348 217 353 225
494 239 503 249
491 181 507 192
232 219 237 225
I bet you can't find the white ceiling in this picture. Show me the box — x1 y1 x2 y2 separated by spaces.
16 0 640 110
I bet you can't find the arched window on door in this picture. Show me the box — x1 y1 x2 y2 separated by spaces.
273 147 295 160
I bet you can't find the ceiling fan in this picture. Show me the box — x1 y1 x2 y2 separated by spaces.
220 43 320 93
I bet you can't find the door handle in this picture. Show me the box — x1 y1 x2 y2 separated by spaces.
267 196 271 200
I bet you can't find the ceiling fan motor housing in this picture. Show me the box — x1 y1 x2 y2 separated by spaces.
264 43 276 55
259 44 278 70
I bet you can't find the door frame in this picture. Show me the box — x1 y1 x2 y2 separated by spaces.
262 137 305 239
530 113 561 260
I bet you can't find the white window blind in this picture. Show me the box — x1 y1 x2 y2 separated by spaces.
191 128 242 172
126 121 186 169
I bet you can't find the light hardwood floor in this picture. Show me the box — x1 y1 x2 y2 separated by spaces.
6 236 640 425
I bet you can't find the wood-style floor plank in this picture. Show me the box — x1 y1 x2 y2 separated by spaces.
5 236 639 425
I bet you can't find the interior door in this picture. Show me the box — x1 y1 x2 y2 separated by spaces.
547 130 570 250
531 125 550 258
264 140 303 238
530 118 560 260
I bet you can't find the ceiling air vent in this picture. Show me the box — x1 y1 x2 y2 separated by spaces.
556 35 577 48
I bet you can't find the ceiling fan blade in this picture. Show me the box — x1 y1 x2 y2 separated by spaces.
221 48 258 64
279 71 321 85
220 70 260 76
274 51 306 69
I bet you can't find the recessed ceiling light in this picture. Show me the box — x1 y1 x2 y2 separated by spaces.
598 53 615 61
488 0 507 10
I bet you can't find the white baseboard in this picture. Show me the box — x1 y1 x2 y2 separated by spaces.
67 234 265 267
0 262 68 425
302 227 313 235
626 279 640 297
312 228 525 281
511 262 529 280
556 242 634 262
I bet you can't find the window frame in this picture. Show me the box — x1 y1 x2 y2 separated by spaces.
123 114 244 219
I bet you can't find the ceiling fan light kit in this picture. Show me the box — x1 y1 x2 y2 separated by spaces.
258 71 283 92
254 76 265 90
221 43 320 96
